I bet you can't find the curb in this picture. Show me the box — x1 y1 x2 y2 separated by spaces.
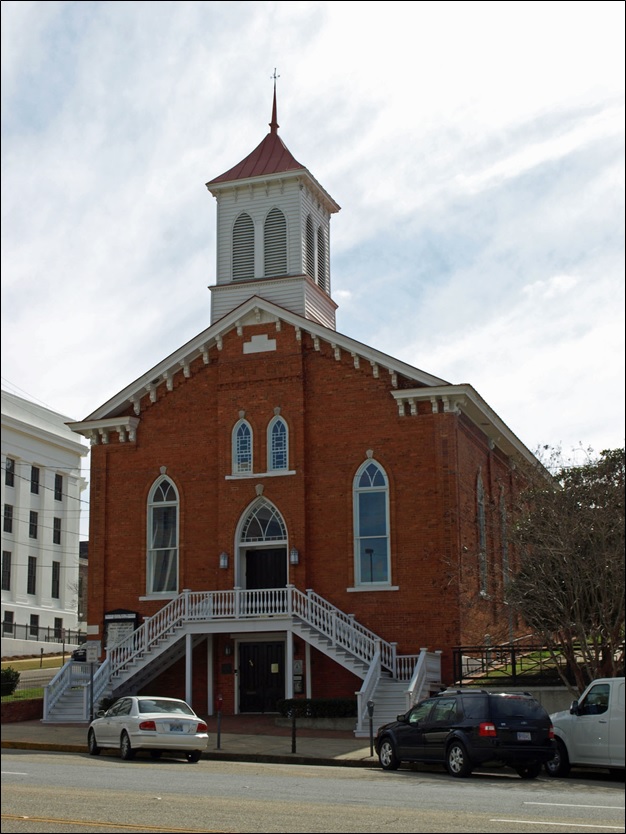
1 739 378 768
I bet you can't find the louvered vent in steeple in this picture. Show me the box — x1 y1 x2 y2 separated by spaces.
264 208 287 276
305 215 315 278
233 213 254 280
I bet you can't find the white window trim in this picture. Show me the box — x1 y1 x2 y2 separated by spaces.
146 476 179 596
352 459 391 588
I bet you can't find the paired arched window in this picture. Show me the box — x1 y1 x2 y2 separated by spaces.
353 460 390 585
267 416 288 471
147 477 179 595
264 208 287 276
233 420 253 474
233 212 254 280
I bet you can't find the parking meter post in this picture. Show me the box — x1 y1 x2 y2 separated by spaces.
40 647 44 669
367 699 375 757
216 693 223 750
291 709 296 754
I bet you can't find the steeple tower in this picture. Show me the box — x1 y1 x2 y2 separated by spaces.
206 80 341 328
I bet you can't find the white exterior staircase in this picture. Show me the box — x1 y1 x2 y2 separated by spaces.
43 587 442 736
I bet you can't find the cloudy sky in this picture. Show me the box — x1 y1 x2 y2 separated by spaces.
2 1 624 466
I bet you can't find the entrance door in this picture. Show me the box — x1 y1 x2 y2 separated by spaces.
238 642 285 713
245 548 287 589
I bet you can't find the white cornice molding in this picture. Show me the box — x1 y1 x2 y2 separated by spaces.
206 167 340 215
392 384 540 468
81 296 447 421
68 416 140 445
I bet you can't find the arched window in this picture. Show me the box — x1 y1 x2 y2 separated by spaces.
317 227 327 292
267 416 288 471
232 419 253 474
477 472 488 593
353 460 390 585
305 215 315 278
233 212 254 280
147 477 179 594
264 208 287 276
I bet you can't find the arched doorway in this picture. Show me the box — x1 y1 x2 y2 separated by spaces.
237 497 288 590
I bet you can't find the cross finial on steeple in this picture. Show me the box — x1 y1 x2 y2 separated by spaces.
270 68 280 134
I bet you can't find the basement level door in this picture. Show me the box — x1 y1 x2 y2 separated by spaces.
239 641 285 713
245 548 287 589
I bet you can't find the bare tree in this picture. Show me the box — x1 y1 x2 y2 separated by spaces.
506 446 625 694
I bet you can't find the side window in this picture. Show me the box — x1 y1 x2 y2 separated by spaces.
233 419 253 474
353 459 390 585
409 700 435 724
431 698 458 724
477 471 487 593
5 458 15 487
233 212 254 280
264 207 287 276
580 683 610 716
267 416 288 471
147 477 179 594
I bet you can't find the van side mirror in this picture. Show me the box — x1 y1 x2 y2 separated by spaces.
569 700 579 715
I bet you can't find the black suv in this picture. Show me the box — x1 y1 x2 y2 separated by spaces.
375 689 554 779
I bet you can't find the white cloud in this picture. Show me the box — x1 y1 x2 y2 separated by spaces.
1 0 624 460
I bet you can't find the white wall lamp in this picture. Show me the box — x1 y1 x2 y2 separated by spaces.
219 552 229 569
289 547 299 565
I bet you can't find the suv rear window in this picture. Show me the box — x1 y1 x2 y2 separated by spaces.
489 695 547 720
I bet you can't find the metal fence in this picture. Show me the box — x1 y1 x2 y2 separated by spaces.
452 643 574 687
1 622 87 646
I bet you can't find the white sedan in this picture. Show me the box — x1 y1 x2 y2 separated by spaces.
87 695 209 762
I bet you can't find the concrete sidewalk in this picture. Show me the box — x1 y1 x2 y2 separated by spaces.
0 715 380 768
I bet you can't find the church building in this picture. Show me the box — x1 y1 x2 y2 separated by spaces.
62 87 540 732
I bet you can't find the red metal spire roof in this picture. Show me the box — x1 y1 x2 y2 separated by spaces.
207 82 305 185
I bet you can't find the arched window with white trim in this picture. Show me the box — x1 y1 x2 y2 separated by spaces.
264 207 287 276
233 212 254 280
267 416 288 471
147 477 179 594
353 460 390 586
232 419 253 474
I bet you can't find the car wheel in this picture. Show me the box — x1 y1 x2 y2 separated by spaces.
87 729 101 756
120 731 135 761
446 740 473 778
378 738 400 771
515 761 542 779
187 751 201 763
149 750 162 760
545 738 570 777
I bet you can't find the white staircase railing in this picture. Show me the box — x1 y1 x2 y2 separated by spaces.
45 586 442 722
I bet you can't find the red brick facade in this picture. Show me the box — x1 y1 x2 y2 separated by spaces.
82 319 529 713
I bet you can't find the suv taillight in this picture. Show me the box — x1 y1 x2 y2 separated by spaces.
479 722 497 737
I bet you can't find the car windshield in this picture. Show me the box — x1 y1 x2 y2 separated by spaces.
490 695 547 720
138 699 195 715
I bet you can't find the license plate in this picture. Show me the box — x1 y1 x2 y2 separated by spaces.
169 722 183 733
517 731 531 741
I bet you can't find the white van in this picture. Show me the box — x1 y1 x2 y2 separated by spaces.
546 677 625 777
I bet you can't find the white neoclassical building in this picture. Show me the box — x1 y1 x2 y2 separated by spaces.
1 389 89 656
